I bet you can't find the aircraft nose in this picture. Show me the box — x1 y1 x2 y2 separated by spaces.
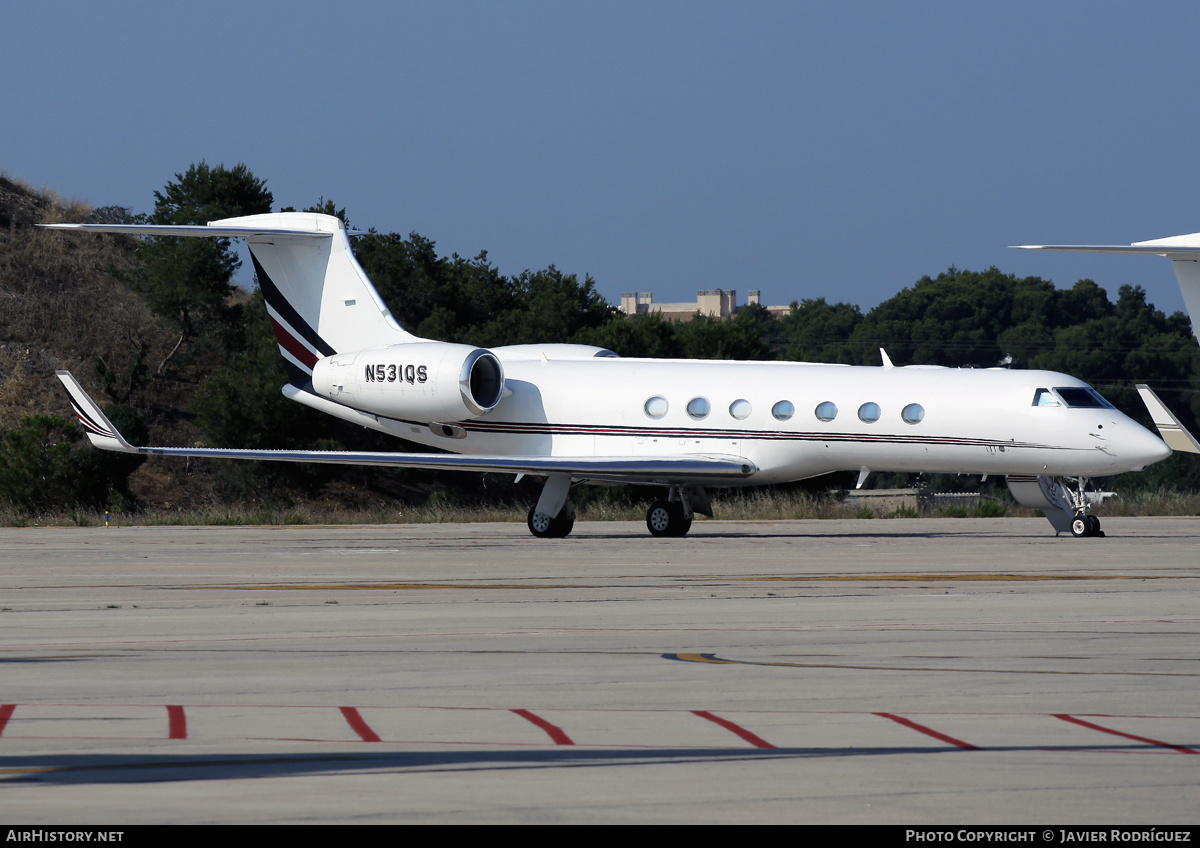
1123 419 1172 470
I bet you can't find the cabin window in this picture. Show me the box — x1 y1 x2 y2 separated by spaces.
858 402 881 423
901 403 925 424
1032 388 1060 407
772 400 795 421
814 401 837 422
1054 387 1112 409
686 397 711 420
729 399 752 420
644 396 669 419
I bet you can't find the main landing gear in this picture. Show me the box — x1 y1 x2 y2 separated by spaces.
527 502 575 538
526 477 712 539
645 485 710 538
527 473 576 539
646 500 691 537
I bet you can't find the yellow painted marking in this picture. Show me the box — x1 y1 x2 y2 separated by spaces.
710 573 1191 582
192 583 583 591
0 767 58 776
674 653 738 664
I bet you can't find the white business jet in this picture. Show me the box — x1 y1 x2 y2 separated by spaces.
44 213 1172 538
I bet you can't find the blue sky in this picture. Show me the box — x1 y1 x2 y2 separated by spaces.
5 1 1200 316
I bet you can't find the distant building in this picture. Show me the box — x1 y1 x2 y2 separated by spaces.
619 289 791 321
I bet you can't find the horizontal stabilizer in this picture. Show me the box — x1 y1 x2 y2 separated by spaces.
39 222 333 240
1013 234 1200 330
1135 384 1200 454
1011 233 1200 256
45 213 418 372
54 372 756 482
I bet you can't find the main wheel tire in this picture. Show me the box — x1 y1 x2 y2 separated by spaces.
1071 516 1092 537
528 505 575 539
1086 514 1102 537
549 511 575 538
647 501 674 537
646 501 693 537
528 505 554 538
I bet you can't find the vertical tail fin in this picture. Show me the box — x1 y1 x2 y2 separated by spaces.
43 213 420 386
215 213 419 384
1135 383 1200 454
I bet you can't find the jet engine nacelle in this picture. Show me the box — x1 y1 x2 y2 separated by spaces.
311 342 504 422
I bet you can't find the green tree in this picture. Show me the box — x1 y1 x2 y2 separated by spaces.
577 311 684 358
482 267 615 346
0 413 144 514
353 231 614 347
133 162 273 340
774 298 863 363
674 309 773 360
189 289 336 502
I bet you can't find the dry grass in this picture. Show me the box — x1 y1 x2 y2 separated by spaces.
6 486 1197 528
1091 488 1200 517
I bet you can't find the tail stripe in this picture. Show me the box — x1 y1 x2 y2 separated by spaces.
251 253 337 363
267 313 320 370
67 399 113 439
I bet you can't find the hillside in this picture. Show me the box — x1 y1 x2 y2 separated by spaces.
0 175 227 509
3 167 1199 520
0 172 535 516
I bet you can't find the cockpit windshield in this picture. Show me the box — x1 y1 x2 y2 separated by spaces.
1054 387 1113 409
1032 388 1060 407
1032 387 1115 408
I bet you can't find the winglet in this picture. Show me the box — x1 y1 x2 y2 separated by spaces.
54 371 140 454
1135 384 1200 454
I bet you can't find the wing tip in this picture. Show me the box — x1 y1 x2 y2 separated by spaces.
54 371 140 453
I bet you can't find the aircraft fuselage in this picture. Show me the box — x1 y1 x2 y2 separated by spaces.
357 355 1167 487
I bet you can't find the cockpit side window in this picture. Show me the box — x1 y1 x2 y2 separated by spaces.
1032 388 1060 407
1054 387 1113 409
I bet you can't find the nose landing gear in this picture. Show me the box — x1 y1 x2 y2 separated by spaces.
1007 475 1106 537
1070 512 1104 538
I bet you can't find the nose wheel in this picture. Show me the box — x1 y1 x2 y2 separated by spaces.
1070 514 1104 538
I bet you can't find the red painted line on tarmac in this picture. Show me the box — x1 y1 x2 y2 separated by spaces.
692 710 776 749
875 712 978 749
511 709 573 745
0 704 14 737
166 705 187 740
1053 714 1198 754
340 707 382 742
